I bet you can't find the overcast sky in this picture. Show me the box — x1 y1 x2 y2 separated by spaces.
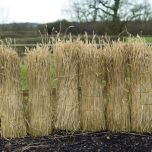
0 0 152 23
0 0 70 23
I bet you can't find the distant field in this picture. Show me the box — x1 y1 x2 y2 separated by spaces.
1 31 152 45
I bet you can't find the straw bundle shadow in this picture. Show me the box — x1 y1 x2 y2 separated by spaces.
0 46 26 138
27 45 52 136
105 41 130 131
54 41 80 131
126 38 152 132
79 43 105 131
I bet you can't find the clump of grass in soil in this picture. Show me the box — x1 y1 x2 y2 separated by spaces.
54 40 80 131
79 42 106 131
125 37 152 132
0 43 26 138
104 41 131 132
27 45 52 136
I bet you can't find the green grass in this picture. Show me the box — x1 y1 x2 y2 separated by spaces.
50 56 57 88
20 64 28 90
123 36 152 43
142 37 152 43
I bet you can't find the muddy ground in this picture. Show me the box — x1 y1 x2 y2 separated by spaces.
0 131 152 152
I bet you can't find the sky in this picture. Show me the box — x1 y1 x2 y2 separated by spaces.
0 0 70 23
0 0 152 23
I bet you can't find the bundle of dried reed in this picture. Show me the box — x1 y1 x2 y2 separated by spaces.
27 45 52 136
79 43 106 131
54 41 80 131
0 45 26 138
126 38 152 132
105 41 130 131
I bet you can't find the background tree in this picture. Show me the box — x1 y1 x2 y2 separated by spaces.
68 0 152 21
67 0 152 33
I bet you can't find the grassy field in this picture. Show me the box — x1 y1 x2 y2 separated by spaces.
123 36 152 43
142 36 152 43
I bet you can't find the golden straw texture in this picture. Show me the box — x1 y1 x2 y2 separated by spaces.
105 41 130 131
79 43 106 131
54 41 80 131
0 46 26 138
27 45 52 136
126 38 152 132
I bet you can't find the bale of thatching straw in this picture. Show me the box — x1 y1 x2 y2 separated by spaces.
79 43 106 131
0 50 3 135
27 45 52 136
126 38 152 132
105 41 130 131
0 46 26 138
54 41 80 131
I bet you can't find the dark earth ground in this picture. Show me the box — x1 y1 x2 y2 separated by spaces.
0 130 152 152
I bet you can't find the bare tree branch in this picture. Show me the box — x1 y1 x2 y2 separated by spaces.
98 0 113 10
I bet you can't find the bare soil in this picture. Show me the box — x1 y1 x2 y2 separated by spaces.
0 131 152 152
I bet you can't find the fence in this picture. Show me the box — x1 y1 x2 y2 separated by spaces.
1 38 152 138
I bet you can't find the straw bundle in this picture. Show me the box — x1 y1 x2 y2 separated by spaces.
0 49 3 133
54 41 80 131
0 46 26 138
79 43 105 131
126 38 152 132
27 45 52 136
105 41 130 131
